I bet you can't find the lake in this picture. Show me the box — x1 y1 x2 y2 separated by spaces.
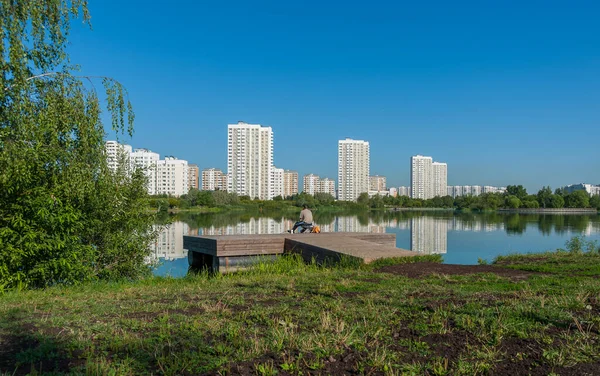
151 211 600 277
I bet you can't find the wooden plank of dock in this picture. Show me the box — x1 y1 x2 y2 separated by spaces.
285 236 416 264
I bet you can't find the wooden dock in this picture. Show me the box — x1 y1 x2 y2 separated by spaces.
183 232 417 272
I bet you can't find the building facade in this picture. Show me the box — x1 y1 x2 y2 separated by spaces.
131 148 160 195
411 155 433 199
188 164 199 190
270 167 284 199
320 178 336 197
338 138 370 201
283 170 299 198
104 141 132 173
398 186 411 197
202 168 227 191
227 122 273 200
369 175 387 192
155 157 189 197
432 162 448 198
303 174 320 195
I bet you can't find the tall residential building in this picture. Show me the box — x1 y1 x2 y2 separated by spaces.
283 170 298 198
155 157 189 197
369 175 387 192
398 186 411 197
131 148 160 195
411 155 433 199
270 167 284 199
202 168 227 191
411 155 447 199
320 178 336 197
338 138 370 201
104 141 132 172
303 174 320 195
188 164 199 190
432 162 448 198
227 122 273 200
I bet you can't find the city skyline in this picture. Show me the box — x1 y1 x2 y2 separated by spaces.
81 2 600 192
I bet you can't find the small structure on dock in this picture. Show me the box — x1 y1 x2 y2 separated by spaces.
183 232 417 272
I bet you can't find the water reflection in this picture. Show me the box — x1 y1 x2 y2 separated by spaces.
151 212 600 275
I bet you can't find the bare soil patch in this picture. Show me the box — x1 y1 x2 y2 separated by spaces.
375 262 537 280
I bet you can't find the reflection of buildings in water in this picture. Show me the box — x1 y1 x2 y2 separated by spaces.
410 217 448 254
448 218 504 232
150 222 189 260
335 217 386 233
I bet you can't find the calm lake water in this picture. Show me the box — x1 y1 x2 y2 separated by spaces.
151 211 600 277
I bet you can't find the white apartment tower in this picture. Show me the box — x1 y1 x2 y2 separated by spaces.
270 167 284 199
338 138 370 201
202 168 227 191
411 155 433 199
283 170 299 198
131 148 160 195
156 157 189 197
303 174 320 195
432 162 448 198
104 141 132 173
320 178 336 197
227 122 273 200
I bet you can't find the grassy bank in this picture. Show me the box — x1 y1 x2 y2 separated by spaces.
1 251 600 375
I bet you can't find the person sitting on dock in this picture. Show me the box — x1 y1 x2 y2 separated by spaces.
289 205 313 233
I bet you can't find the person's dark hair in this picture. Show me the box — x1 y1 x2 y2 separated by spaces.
302 204 308 209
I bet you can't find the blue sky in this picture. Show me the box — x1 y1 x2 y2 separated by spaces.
68 0 599 193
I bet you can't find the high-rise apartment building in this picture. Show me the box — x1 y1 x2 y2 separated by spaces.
283 170 298 198
227 122 273 200
188 164 199 190
411 155 433 199
270 167 284 199
104 141 132 173
131 148 160 195
202 168 227 191
398 186 411 197
338 138 370 201
411 155 447 199
156 157 189 197
320 178 336 197
369 175 387 192
432 162 447 198
303 174 320 195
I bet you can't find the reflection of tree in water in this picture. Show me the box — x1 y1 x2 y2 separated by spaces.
505 214 527 235
169 210 599 236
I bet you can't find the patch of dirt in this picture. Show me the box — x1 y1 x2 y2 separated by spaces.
0 331 83 376
375 262 537 280
204 349 382 376
491 337 600 376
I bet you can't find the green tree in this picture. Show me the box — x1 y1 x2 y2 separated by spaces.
0 1 155 289
536 186 552 208
356 192 370 206
506 185 528 200
590 195 600 210
548 194 565 209
505 195 521 209
564 190 590 208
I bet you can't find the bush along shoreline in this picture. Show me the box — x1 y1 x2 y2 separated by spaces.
1 237 599 375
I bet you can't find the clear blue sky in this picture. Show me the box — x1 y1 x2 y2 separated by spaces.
68 0 600 193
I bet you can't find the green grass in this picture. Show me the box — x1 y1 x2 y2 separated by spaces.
1 252 600 375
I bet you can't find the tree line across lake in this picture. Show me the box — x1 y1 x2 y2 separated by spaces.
150 185 600 212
